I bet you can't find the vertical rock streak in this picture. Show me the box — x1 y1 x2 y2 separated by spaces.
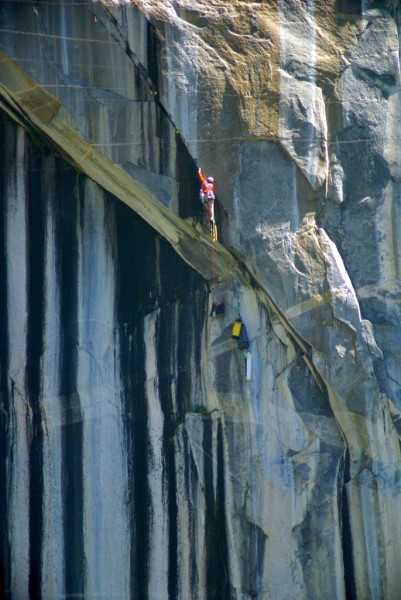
57 164 84 597
144 312 169 599
26 131 46 599
40 154 64 598
77 181 130 597
4 122 31 600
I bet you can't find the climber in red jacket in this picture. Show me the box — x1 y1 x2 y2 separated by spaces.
198 167 215 203
198 167 216 238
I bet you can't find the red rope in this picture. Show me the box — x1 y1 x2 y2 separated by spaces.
209 200 231 309
211 232 217 305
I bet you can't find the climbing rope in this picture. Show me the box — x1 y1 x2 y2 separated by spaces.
211 229 217 310
210 198 231 318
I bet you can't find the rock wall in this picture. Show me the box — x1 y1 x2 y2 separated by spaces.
1 1 401 599
0 110 344 599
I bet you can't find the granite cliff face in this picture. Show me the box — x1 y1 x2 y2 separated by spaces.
1 1 401 599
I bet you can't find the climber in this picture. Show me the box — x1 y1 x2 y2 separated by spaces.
198 167 215 202
231 314 251 379
198 167 216 237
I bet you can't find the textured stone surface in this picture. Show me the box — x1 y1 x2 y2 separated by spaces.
1 1 401 599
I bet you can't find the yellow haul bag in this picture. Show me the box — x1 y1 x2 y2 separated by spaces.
231 319 242 339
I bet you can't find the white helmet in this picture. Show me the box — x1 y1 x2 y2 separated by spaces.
207 177 214 183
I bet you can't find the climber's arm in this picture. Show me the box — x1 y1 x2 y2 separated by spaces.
197 167 206 185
